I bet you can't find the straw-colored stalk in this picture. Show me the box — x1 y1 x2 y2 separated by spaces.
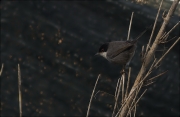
0 63 4 76
18 64 22 117
86 74 101 117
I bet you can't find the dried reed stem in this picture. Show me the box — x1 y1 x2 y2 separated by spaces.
127 12 134 41
160 21 180 40
125 67 131 99
86 74 101 117
154 37 180 67
112 78 121 117
18 64 22 117
0 63 4 76
146 0 163 54
121 72 125 103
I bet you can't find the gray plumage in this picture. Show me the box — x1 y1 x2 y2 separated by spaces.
97 40 137 67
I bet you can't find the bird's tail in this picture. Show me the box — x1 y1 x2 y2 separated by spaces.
133 25 152 43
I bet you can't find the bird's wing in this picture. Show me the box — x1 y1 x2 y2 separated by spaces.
107 41 135 59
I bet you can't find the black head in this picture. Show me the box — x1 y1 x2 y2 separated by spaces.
98 43 109 53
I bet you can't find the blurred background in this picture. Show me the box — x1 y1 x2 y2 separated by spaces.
1 0 179 116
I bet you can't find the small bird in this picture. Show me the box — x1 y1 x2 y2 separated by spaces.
96 39 137 69
95 28 148 70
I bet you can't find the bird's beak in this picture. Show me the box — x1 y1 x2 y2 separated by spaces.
95 53 99 56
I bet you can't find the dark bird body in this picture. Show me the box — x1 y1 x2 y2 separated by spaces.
96 28 148 70
97 40 137 68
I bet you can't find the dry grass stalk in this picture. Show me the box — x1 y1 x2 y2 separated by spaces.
0 63 4 76
160 21 179 42
119 0 180 117
128 89 147 115
86 74 101 117
127 12 134 40
125 67 131 99
154 37 180 67
112 78 121 117
121 72 125 103
146 70 168 83
18 64 22 117
145 0 164 54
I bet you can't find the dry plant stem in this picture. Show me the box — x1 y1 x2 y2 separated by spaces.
130 89 147 113
141 46 145 59
119 1 179 117
115 78 121 99
154 37 180 67
147 70 168 81
133 104 136 117
126 83 143 117
18 64 22 117
117 76 123 102
143 58 157 79
0 63 4 76
115 82 143 117
121 72 125 103
161 21 180 40
112 78 121 117
86 74 101 117
127 12 134 41
146 0 163 54
125 67 131 99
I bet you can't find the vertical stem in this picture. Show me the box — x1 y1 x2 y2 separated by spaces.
18 64 22 117
0 63 4 76
86 74 101 117
127 12 134 41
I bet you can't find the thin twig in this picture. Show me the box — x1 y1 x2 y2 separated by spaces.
160 21 180 41
143 58 157 79
112 78 121 117
133 103 136 117
146 70 168 82
122 72 125 103
115 81 143 117
129 89 147 113
143 81 154 87
125 67 131 99
94 90 114 99
127 12 134 41
0 63 4 76
86 74 101 117
126 82 143 117
115 78 121 99
141 45 145 59
154 37 180 67
161 36 177 43
145 0 164 54
18 64 22 117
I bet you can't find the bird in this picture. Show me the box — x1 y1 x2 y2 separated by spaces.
96 39 137 69
95 28 148 70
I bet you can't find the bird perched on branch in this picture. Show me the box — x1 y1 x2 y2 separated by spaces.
96 29 147 70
